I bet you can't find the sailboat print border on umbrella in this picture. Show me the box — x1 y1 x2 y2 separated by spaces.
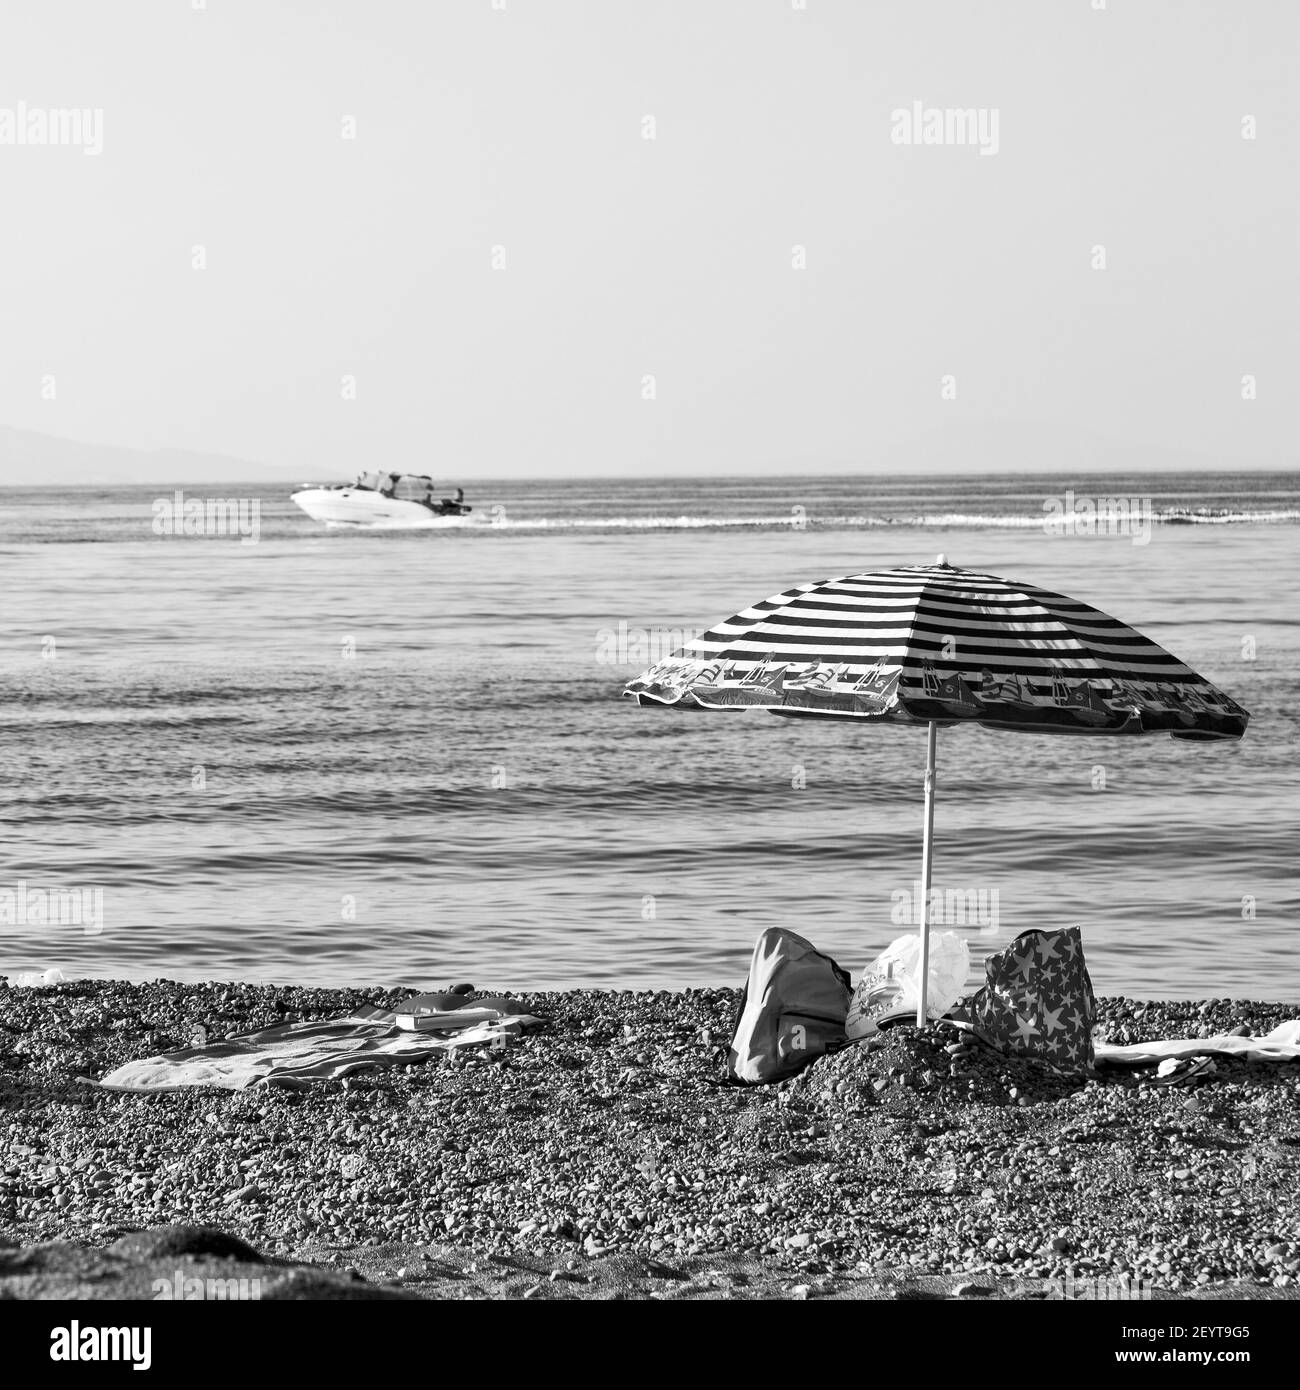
623 557 1250 1024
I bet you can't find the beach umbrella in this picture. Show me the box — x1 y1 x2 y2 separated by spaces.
622 557 1250 1024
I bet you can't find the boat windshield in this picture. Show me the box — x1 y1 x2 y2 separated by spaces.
353 472 438 500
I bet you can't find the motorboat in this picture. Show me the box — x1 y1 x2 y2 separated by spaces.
291 471 485 528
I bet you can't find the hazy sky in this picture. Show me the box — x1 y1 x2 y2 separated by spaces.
0 0 1295 479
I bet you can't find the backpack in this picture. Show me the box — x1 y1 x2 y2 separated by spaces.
726 928 853 1085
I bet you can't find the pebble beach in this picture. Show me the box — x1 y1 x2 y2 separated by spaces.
2 978 1298 1301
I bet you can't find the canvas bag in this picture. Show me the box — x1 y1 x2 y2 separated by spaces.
726 928 852 1085
967 925 1097 1072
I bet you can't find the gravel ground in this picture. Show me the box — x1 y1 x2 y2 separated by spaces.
1 978 1298 1300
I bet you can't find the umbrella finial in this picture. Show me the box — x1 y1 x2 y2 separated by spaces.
935 553 950 567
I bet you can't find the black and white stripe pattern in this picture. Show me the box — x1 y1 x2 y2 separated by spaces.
623 561 1249 741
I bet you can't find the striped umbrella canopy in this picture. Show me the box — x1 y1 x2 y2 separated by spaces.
623 557 1250 1022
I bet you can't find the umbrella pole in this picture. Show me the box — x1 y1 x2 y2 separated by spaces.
916 720 938 1026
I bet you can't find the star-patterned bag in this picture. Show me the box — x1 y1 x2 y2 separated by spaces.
968 926 1096 1073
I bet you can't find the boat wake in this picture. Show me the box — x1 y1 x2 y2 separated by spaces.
474 507 1300 533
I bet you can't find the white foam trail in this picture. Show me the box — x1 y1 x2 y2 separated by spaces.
324 508 1300 533
486 508 1300 531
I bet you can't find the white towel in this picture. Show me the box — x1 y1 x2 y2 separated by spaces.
82 1005 541 1092
1094 1019 1300 1066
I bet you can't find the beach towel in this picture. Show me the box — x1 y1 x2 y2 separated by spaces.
83 1002 542 1093
1094 1020 1300 1067
966 926 1097 1073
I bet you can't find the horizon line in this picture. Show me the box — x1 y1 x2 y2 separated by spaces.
3 463 1299 489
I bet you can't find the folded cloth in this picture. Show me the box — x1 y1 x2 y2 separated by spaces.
394 994 527 1031
1094 1020 1300 1067
83 1003 542 1092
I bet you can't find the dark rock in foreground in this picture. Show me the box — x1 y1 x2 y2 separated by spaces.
0 1223 417 1300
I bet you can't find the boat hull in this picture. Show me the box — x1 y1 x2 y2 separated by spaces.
291 488 485 529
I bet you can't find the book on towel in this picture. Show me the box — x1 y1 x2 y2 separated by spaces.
393 992 503 1033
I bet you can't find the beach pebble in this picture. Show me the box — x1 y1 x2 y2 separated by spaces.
4 979 1299 1298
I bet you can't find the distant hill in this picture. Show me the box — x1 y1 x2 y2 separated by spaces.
0 420 1287 486
875 420 1281 476
0 426 304 486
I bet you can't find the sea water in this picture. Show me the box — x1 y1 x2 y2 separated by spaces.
1 473 1296 1000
